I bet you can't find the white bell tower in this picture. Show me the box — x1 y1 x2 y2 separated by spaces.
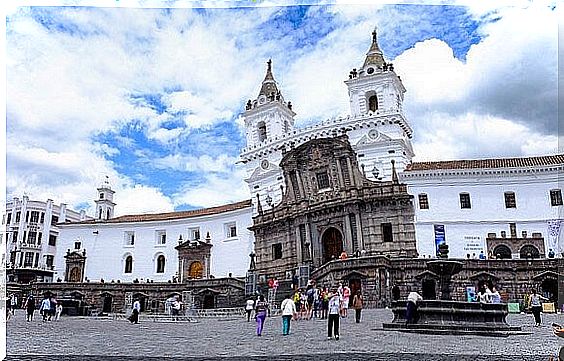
95 176 116 221
343 28 414 181
242 59 296 148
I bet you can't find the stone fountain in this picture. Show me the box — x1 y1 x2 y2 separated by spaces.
383 244 522 336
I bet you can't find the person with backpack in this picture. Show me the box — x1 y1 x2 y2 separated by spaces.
255 295 269 336
39 295 51 322
306 286 315 320
327 288 341 340
352 290 364 323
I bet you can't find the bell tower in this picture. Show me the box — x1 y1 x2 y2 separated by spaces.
345 28 406 117
95 176 116 221
343 28 414 182
242 59 296 148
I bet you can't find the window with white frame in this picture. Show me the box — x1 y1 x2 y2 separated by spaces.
550 189 563 206
156 230 166 245
225 222 237 238
156 255 165 273
189 227 200 241
124 232 135 246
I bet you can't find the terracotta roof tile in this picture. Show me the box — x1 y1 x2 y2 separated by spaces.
65 199 252 225
404 154 564 171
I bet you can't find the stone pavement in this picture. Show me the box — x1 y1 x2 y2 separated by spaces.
5 309 564 360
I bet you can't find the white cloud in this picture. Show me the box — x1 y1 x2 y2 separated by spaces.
172 167 250 208
115 184 174 215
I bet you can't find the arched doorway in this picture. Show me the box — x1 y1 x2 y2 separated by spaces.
520 245 540 259
322 227 343 263
348 279 362 307
203 294 215 309
189 261 203 279
422 279 436 300
493 245 512 259
133 293 147 312
102 294 112 313
541 278 558 303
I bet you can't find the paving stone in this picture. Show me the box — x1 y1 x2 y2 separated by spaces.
6 309 562 360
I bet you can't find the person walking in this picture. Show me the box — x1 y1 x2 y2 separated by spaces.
406 290 422 324
55 302 63 321
39 295 51 322
327 289 341 340
128 298 141 324
529 289 548 327
280 293 297 336
24 295 35 322
245 297 255 322
352 290 364 323
255 295 269 336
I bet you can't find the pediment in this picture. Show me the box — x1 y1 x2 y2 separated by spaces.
468 271 499 281
193 287 222 295
532 271 559 281
356 131 392 146
341 270 368 280
246 164 280 182
414 270 439 280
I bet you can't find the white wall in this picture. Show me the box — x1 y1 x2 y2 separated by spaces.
55 206 254 282
402 168 564 258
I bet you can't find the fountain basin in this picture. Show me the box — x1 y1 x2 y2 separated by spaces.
382 300 522 336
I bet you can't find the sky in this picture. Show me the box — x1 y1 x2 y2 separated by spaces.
4 0 560 217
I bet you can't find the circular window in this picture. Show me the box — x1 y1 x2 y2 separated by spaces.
369 129 379 139
261 159 269 170
367 67 375 74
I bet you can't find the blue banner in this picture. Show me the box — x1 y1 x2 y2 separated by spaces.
434 224 446 256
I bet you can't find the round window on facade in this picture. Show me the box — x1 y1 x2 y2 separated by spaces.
367 67 375 74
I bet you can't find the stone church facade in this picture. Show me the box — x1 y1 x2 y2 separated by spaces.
250 134 417 282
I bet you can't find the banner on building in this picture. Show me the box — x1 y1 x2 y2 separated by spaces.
466 286 476 302
434 224 446 256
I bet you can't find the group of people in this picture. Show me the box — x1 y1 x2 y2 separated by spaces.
7 294 63 322
475 282 502 304
246 281 364 339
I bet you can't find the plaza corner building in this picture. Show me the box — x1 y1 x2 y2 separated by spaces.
6 30 564 313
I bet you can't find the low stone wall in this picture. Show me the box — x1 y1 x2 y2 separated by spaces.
311 257 563 309
21 277 246 315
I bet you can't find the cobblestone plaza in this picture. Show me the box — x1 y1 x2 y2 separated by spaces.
6 309 563 360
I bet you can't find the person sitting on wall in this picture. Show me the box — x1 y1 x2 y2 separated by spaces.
339 251 348 260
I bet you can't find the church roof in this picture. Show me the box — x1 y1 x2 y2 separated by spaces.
258 59 280 98
65 199 252 225
405 154 564 171
363 29 386 69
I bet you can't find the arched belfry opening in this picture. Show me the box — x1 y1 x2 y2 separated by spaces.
368 95 378 112
257 121 267 142
322 227 343 263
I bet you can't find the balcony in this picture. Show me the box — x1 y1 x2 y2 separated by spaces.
18 242 42 250
6 263 55 272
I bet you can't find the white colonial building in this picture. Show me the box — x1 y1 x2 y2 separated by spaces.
402 156 564 259
2 195 89 283
55 197 254 283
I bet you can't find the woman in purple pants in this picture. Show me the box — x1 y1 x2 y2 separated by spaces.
255 295 269 336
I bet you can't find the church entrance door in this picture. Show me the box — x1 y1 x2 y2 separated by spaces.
102 295 112 313
349 279 361 307
203 295 215 309
322 227 343 264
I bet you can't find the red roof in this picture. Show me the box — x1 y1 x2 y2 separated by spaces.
64 199 252 225
405 154 564 171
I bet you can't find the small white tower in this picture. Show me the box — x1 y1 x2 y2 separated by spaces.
345 28 406 117
242 59 296 148
95 176 115 221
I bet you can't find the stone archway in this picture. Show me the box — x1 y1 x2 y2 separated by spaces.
520 245 540 259
322 227 343 263
541 278 558 303
493 245 512 259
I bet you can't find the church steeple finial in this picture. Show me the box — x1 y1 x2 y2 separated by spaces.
258 59 279 98
363 27 386 69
